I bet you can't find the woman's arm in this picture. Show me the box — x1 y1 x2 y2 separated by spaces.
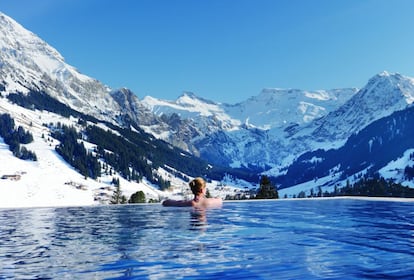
162 199 193 207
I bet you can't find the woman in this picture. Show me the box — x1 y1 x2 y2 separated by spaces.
162 177 223 208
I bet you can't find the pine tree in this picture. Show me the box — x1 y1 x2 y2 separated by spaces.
128 191 146 203
110 178 126 204
255 175 279 199
297 191 306 198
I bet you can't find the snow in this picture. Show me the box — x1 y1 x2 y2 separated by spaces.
1 11 414 209
379 149 414 188
0 99 164 208
141 87 358 170
1 94 412 208
224 88 356 129
0 131 93 208
0 12 120 122
140 124 171 140
0 98 249 208
278 174 339 198
142 93 242 129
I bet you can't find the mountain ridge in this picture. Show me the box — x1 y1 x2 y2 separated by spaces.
304 71 414 144
0 12 123 121
2 8 413 172
1 11 414 206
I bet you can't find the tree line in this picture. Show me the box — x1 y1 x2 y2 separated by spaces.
0 113 37 161
290 174 414 199
335 176 414 198
51 123 100 179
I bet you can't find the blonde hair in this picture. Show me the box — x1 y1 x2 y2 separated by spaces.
189 177 206 195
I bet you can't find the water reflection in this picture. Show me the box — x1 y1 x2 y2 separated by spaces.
0 200 413 279
189 209 207 232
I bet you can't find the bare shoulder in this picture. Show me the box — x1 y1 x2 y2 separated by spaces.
201 197 223 208
162 199 193 207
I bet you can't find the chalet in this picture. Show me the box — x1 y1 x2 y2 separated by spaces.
1 174 21 181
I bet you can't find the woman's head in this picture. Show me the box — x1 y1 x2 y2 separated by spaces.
189 177 206 195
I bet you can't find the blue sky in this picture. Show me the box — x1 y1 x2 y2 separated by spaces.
1 0 414 103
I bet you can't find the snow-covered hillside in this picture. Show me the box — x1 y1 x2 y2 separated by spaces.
303 71 414 144
0 97 248 208
140 88 358 168
0 99 163 208
140 71 414 173
141 88 357 132
0 12 133 122
224 87 357 129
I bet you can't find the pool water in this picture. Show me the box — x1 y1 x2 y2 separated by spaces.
0 198 413 279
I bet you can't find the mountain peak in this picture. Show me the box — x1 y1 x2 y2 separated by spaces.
309 71 414 144
368 71 406 85
0 11 64 68
378 70 391 77
363 72 414 105
0 11 120 120
179 91 198 99
176 91 217 106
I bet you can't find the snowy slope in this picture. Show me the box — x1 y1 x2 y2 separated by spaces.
0 12 122 121
0 97 247 208
305 72 414 144
142 92 242 133
0 98 167 208
142 88 357 132
0 12 251 208
261 72 414 173
140 88 358 168
141 72 414 173
224 88 357 129
379 149 414 188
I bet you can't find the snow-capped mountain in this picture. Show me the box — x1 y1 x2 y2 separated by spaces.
1 10 414 206
110 87 161 126
141 71 414 173
224 87 357 129
262 71 414 174
306 71 414 144
141 92 243 154
0 12 144 123
142 88 357 132
277 103 414 192
4 9 413 176
140 88 358 167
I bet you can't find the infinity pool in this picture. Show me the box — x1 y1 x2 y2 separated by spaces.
0 198 413 279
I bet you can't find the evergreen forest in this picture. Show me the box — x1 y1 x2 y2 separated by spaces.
0 113 37 161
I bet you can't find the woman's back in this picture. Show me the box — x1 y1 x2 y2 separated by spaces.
162 197 222 208
193 197 223 208
162 177 222 208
